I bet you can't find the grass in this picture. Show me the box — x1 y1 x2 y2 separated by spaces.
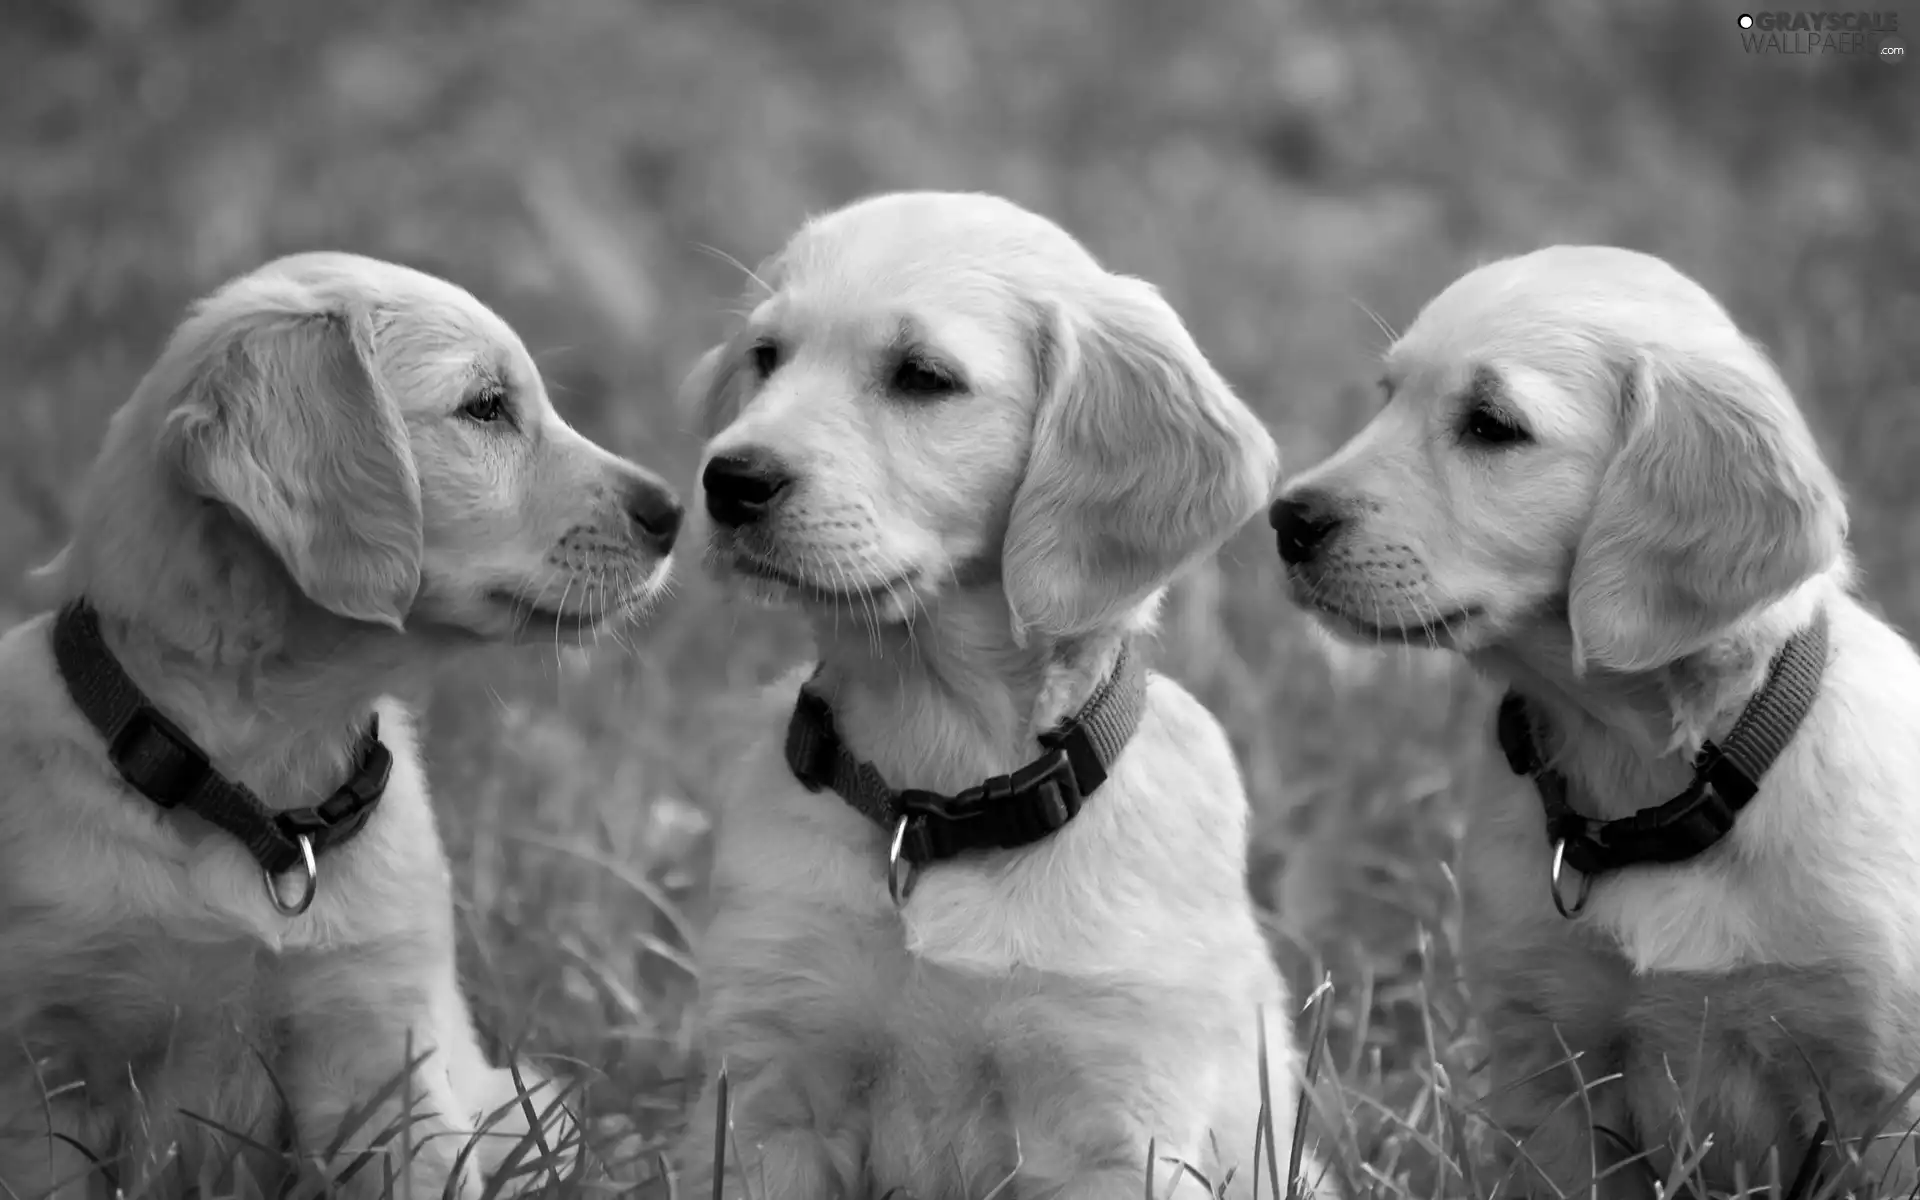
1 0 1916 1195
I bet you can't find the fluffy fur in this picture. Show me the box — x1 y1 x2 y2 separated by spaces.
0 252 680 1198
672 191 1317 1198
1274 244 1920 1196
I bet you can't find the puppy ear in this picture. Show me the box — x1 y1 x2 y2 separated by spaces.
681 256 782 438
1567 345 1846 672
1002 276 1281 641
678 339 754 440
162 302 424 630
23 544 72 605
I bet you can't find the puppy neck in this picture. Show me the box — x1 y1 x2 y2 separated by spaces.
805 588 1135 796
1477 577 1836 818
60 488 430 814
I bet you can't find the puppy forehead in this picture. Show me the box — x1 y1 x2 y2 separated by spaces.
780 194 1100 310
249 251 528 354
794 191 1099 268
1403 245 1735 354
271 259 538 407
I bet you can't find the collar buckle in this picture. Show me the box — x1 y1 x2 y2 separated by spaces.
1010 746 1083 838
322 734 394 822
108 705 212 807
276 725 393 849
1693 740 1759 809
1648 774 1739 858
892 746 1084 865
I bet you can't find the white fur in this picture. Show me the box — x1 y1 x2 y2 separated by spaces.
0 253 679 1198
673 192 1322 1199
1277 244 1920 1196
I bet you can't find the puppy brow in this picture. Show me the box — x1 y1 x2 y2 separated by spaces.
884 315 931 357
883 316 968 389
461 363 510 399
1464 364 1503 406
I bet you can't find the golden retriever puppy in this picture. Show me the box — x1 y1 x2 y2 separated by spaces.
0 252 681 1198
665 191 1319 1199
1271 245 1920 1196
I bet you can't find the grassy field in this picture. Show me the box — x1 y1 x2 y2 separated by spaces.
3 0 1917 1193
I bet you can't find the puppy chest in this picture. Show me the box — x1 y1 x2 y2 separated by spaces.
28 936 283 1106
859 967 1199 1195
1504 946 1906 1164
863 1029 1150 1199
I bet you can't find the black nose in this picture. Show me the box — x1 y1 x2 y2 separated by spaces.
702 450 793 528
624 479 684 554
1270 490 1346 566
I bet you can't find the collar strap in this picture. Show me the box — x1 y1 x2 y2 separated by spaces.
784 643 1149 866
1497 608 1830 881
51 600 392 882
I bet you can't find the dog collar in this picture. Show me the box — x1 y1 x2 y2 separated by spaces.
1496 607 1831 918
51 599 392 918
784 642 1148 905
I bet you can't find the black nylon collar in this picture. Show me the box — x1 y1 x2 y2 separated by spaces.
784 643 1148 870
51 599 392 887
1496 608 1830 915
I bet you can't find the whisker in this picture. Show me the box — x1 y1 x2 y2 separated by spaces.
551 575 576 677
585 566 605 656
1350 296 1399 348
1366 589 1388 651
695 244 773 298
607 569 642 656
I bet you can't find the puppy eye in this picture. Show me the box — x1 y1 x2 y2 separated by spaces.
891 357 959 398
458 389 511 425
1462 405 1530 448
750 340 781 379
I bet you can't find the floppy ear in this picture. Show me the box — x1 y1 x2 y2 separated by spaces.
1001 276 1281 641
680 256 783 438
23 544 71 605
1567 346 1846 672
161 302 424 630
677 338 755 440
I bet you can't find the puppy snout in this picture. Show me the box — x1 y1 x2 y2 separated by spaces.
1270 489 1346 567
702 449 793 529
622 477 684 555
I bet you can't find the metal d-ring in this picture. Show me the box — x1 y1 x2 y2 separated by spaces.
887 816 917 908
265 834 319 917
1549 838 1592 920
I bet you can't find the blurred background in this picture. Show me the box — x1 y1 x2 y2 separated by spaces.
3 0 1915 1186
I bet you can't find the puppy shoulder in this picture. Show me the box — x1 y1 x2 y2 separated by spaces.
1760 592 1920 971
0 614 144 861
0 617 163 998
1132 671 1247 800
0 615 77 752
1822 594 1920 748
1756 592 1920 858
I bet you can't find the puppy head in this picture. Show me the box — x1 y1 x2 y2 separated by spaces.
685 191 1278 642
1272 245 1845 673
51 253 680 643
